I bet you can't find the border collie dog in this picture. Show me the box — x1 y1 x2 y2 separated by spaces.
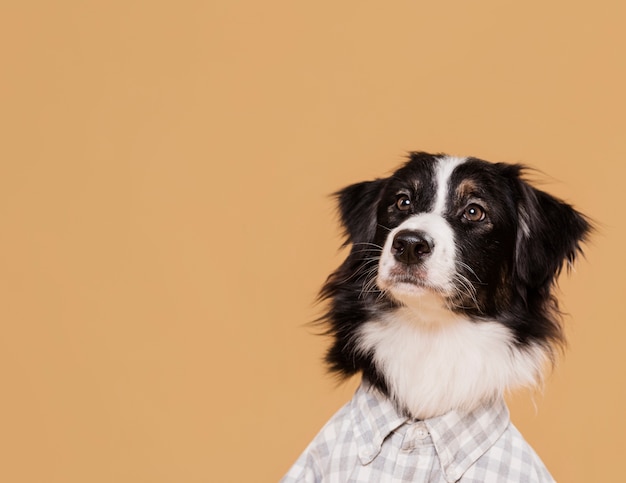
283 152 590 482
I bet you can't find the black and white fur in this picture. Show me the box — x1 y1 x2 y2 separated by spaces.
320 152 590 420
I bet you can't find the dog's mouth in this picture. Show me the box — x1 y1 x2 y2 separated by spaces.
377 267 442 297
387 264 431 285
389 274 427 287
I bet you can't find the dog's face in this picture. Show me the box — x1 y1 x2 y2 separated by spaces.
330 152 589 335
373 155 518 315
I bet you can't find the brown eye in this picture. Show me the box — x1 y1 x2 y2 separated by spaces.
463 204 486 222
396 195 411 211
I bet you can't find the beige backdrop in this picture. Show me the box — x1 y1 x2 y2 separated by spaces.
1 1 625 482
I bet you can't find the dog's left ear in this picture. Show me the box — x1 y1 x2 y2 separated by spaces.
513 174 591 290
334 178 385 247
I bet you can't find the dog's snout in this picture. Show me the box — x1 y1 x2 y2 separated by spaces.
392 230 434 265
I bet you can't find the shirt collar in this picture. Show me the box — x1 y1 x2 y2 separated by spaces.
350 381 510 483
351 382 407 465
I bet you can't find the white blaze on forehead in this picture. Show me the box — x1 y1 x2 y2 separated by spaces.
432 156 466 215
376 155 467 303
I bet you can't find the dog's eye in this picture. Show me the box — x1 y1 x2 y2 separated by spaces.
463 204 486 222
396 195 411 211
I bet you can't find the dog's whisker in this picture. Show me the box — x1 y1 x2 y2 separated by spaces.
459 279 480 304
455 261 486 285
358 270 383 299
353 242 384 249
331 258 379 286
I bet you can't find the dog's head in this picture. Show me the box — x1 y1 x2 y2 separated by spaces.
323 152 590 382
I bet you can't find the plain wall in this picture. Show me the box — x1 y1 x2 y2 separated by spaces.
1 1 624 482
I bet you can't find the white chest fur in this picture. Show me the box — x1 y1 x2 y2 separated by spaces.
356 302 548 419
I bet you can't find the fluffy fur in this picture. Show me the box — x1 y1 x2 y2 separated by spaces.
320 152 590 419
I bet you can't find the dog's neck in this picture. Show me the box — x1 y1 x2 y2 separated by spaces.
387 290 461 327
357 295 548 419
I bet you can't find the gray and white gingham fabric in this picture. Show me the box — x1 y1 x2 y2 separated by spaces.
281 382 554 482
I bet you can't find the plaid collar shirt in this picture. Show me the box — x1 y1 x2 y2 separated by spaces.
282 382 554 482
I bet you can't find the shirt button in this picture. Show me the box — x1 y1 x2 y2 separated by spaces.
414 423 429 440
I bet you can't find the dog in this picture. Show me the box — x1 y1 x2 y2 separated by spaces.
282 152 590 482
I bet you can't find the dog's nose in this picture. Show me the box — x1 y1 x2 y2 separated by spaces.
391 230 434 265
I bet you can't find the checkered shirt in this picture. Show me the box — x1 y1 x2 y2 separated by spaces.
282 382 554 482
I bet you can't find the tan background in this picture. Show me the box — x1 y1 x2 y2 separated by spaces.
1 1 624 482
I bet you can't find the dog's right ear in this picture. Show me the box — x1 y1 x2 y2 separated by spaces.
334 179 385 247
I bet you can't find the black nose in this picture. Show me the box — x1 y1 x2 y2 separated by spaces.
391 230 434 265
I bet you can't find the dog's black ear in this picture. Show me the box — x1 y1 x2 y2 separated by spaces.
513 175 591 290
334 179 385 246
